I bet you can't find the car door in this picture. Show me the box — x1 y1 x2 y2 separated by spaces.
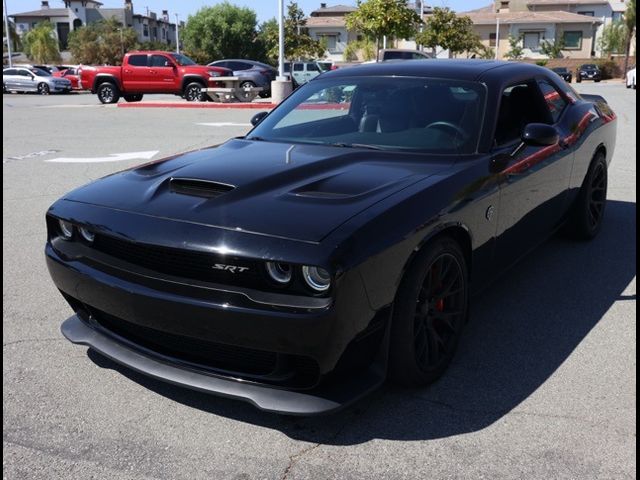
122 54 150 92
18 69 37 91
292 63 305 84
305 62 321 82
493 79 574 268
149 54 178 92
3 69 18 90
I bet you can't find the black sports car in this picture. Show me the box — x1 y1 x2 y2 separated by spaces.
551 66 572 83
46 61 617 415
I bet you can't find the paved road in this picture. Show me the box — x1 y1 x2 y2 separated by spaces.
3 85 636 480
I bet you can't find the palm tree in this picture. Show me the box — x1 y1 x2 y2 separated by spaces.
3 19 21 52
23 22 61 63
622 0 636 77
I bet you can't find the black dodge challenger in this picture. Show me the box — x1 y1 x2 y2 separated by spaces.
46 61 617 415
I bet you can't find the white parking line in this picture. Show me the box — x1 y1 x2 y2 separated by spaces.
46 150 159 163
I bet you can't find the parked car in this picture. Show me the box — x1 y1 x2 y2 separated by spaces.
378 49 434 61
626 67 636 89
46 61 617 415
78 51 231 104
207 59 277 98
551 66 572 83
3 66 72 94
576 64 602 83
53 67 82 90
283 61 328 86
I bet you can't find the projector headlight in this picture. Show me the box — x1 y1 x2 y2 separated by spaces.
58 219 74 239
266 262 293 284
79 226 95 242
302 266 331 292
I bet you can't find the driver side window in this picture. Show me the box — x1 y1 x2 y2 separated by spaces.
494 82 553 146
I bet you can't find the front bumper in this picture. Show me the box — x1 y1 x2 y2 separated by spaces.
46 236 387 414
61 314 383 415
51 83 72 92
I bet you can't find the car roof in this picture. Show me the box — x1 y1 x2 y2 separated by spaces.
322 59 546 82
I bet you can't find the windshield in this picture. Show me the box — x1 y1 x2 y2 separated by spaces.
248 76 487 154
552 68 567 73
582 64 597 69
170 53 197 66
30 68 51 76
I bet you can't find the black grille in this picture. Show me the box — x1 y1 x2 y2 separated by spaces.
92 234 265 289
87 307 320 388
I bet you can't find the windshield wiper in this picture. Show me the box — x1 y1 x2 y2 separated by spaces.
245 136 266 141
329 142 386 151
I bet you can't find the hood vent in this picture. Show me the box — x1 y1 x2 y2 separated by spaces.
169 177 235 198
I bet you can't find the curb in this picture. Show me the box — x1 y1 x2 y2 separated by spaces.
117 102 276 109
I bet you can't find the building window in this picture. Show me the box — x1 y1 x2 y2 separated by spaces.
523 32 541 51
563 31 583 50
612 12 623 21
500 1 509 8
577 11 594 16
143 24 149 37
317 34 339 53
489 33 497 46
162 28 165 39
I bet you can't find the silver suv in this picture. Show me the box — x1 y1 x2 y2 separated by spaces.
3 67 72 95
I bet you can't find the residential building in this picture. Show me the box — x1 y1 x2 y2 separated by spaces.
10 0 178 51
463 0 628 59
306 3 358 61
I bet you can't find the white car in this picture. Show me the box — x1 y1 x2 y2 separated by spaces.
626 68 636 89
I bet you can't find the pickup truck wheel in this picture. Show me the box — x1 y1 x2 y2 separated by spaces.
37 83 50 95
388 236 469 387
97 82 120 104
124 94 144 102
184 82 205 102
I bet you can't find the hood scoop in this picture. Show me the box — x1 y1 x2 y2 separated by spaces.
169 177 235 199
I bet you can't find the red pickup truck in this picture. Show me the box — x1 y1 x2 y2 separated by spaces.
79 51 231 104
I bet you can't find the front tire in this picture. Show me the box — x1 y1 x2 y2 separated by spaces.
389 236 469 387
37 83 50 95
565 152 608 240
97 82 120 104
183 82 205 102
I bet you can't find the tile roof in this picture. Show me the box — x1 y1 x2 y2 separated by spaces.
306 16 347 27
10 8 70 18
463 9 604 24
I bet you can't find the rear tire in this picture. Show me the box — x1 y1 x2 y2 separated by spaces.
565 152 608 241
124 94 144 102
183 82 205 102
97 82 120 104
388 236 469 387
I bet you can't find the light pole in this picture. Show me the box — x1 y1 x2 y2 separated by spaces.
175 13 180 54
4 0 13 68
494 17 500 60
277 0 285 79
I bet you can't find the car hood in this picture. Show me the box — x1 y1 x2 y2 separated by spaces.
63 139 453 242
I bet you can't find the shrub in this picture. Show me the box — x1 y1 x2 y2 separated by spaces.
596 59 621 79
536 59 548 66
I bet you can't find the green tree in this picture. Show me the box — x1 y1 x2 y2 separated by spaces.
23 22 61 63
540 36 565 58
182 2 261 64
415 8 480 57
264 1 325 61
255 18 278 64
598 20 626 55
346 0 422 56
504 34 524 59
472 43 495 59
68 18 137 65
622 0 636 77
344 38 376 61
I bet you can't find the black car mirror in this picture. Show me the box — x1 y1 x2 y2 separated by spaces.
250 111 269 126
521 123 559 147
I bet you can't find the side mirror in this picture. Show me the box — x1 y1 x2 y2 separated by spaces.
521 123 559 146
250 111 269 127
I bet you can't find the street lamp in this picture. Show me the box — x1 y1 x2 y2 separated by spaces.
4 0 13 68
277 0 284 79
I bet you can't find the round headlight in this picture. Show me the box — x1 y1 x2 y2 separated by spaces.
58 219 74 239
302 266 331 292
266 262 293 284
79 226 95 242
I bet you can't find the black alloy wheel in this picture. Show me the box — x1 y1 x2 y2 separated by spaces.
184 82 204 102
565 152 608 240
389 236 469 386
97 83 119 104
38 83 50 95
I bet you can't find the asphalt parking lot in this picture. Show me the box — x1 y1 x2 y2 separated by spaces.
3 84 636 479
